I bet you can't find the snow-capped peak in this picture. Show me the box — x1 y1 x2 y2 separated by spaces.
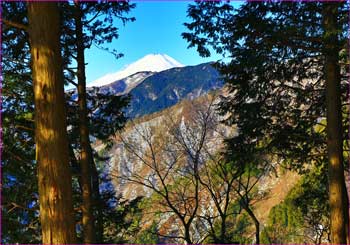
88 54 184 87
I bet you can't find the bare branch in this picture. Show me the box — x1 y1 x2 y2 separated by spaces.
3 19 28 31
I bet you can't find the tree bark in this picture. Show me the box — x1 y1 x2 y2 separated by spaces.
184 223 192 244
27 2 76 243
323 3 349 244
90 155 104 242
74 2 95 243
220 215 226 243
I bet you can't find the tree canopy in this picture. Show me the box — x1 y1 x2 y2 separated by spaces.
183 1 349 243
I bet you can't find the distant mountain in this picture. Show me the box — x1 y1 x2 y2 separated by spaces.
84 54 222 119
88 54 184 88
99 71 155 95
125 62 222 118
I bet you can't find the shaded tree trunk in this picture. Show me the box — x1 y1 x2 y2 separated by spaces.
220 215 226 243
74 2 95 243
322 3 349 244
244 205 259 244
90 156 104 242
184 223 192 244
27 2 76 243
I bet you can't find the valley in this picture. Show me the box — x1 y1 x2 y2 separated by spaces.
90 56 304 243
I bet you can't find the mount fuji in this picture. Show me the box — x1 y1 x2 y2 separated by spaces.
88 54 184 88
82 53 222 118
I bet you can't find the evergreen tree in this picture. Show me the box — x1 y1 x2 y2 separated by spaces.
61 1 134 242
183 1 349 243
2 2 132 243
262 163 330 244
2 3 39 242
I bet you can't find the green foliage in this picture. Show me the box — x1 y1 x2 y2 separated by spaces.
102 197 144 244
70 1 135 50
229 213 253 244
133 222 159 244
64 2 135 241
261 164 330 244
89 90 130 143
204 210 252 244
1 2 40 243
261 201 304 244
66 89 130 147
59 1 135 71
2 1 135 243
101 195 160 244
184 4 348 242
183 1 349 170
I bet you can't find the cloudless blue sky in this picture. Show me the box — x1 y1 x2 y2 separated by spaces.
85 1 242 84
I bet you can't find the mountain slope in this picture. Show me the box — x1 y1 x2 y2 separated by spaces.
88 54 184 87
99 71 155 95
95 92 300 243
126 62 222 118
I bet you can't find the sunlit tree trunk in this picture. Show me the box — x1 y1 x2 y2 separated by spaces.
323 3 349 244
74 2 95 243
27 2 76 243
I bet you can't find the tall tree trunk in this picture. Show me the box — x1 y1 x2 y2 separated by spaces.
323 3 349 244
27 2 76 243
90 155 104 242
74 2 95 243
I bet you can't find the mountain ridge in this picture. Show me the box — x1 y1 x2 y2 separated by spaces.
125 62 223 118
88 54 184 87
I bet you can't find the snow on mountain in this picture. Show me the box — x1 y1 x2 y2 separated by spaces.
88 54 184 87
99 71 155 95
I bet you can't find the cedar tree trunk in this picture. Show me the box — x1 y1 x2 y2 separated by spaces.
323 3 349 244
27 2 76 243
74 2 95 243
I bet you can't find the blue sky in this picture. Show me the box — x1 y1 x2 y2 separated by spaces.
85 1 242 84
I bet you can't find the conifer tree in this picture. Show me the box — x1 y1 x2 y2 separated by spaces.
183 1 349 243
64 1 134 242
2 1 133 243
2 3 39 242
